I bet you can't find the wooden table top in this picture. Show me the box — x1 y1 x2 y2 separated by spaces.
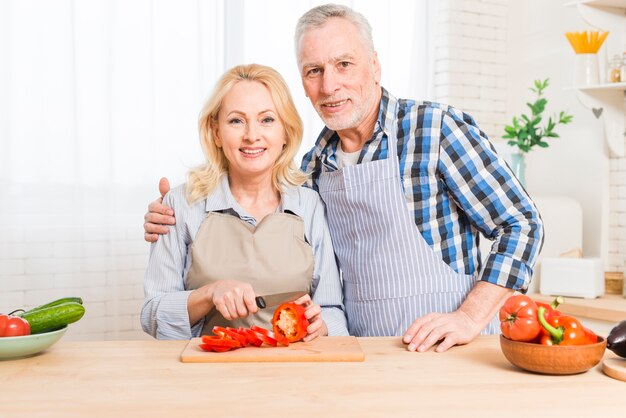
2 336 625 417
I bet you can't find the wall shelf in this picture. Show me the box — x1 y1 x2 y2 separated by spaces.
577 82 626 90
565 0 626 8
567 1 626 157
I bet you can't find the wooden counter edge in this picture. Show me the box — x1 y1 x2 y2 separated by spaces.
531 293 626 323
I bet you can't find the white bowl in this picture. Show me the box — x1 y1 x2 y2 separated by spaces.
0 326 68 360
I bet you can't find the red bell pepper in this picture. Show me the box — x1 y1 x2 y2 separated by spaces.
537 306 588 346
535 295 564 322
499 295 542 342
271 302 309 344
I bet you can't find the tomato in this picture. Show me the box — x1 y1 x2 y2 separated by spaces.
271 302 309 343
0 314 31 337
499 295 542 342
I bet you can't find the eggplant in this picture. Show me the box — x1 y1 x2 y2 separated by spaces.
607 320 626 358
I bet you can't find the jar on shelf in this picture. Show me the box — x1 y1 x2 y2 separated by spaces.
608 54 622 82
621 52 626 83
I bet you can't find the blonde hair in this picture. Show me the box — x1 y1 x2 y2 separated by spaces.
187 64 306 204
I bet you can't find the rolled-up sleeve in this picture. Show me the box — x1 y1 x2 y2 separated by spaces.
140 190 203 339
304 191 349 336
438 111 544 292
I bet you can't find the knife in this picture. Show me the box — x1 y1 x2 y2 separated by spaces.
255 290 307 309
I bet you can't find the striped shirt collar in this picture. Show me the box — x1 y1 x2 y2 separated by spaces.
204 175 304 219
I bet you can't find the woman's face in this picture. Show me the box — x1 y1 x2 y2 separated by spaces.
214 80 286 183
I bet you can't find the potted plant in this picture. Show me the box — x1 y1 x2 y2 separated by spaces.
503 78 573 186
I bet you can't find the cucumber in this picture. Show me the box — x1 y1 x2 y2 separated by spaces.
21 297 83 315
21 301 86 334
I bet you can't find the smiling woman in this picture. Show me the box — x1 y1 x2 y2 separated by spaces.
141 64 348 341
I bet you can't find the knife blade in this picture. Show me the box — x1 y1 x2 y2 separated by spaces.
255 290 307 309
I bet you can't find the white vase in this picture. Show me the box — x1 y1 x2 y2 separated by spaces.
510 153 526 187
574 53 599 86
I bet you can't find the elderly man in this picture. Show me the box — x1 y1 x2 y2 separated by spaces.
144 4 543 352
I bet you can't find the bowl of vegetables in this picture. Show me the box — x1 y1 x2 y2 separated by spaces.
0 297 85 360
498 294 606 375
500 334 606 375
0 326 68 360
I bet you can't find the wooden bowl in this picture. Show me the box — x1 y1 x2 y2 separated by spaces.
499 334 606 375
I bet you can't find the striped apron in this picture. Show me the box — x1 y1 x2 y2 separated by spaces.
318 123 500 337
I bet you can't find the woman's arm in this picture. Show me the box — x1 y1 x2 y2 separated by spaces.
141 188 201 340
305 190 349 336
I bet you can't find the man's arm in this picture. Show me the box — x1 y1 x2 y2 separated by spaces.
144 177 176 242
403 108 543 352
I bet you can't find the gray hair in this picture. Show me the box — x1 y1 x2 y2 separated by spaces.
294 4 375 56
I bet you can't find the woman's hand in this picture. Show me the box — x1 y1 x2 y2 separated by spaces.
294 294 328 342
210 280 259 320
189 280 258 325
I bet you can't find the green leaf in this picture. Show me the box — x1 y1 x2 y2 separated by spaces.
534 98 547 114
537 141 550 148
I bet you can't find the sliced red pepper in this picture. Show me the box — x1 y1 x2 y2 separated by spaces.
537 306 588 346
238 327 263 347
199 344 235 352
212 326 247 346
250 325 279 347
271 302 309 343
201 335 241 348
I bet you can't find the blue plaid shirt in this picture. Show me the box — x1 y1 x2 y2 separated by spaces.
300 88 544 291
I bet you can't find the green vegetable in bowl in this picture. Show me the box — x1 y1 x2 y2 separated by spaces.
21 302 85 334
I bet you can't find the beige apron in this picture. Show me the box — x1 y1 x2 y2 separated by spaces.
186 211 314 335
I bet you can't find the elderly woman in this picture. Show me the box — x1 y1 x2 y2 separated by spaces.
141 64 347 340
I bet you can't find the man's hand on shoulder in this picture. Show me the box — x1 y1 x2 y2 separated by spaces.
143 177 175 243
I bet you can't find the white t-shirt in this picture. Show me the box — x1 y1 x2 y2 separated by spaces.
335 142 361 168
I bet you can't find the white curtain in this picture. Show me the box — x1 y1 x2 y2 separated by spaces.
1 0 434 200
0 0 434 336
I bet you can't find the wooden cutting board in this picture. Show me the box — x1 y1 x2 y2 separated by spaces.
602 358 626 382
180 336 364 363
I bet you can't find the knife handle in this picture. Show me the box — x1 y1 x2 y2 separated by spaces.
255 296 266 309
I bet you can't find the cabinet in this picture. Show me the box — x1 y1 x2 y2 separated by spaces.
566 0 626 157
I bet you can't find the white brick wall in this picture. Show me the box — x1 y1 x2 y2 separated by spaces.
0 221 151 342
434 0 508 142
609 155 626 273
437 0 626 275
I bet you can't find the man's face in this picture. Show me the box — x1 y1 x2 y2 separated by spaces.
297 17 381 132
